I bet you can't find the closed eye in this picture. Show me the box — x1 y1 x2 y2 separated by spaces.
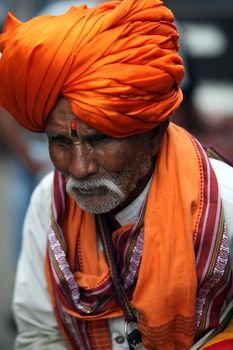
46 130 110 147
48 134 71 146
85 133 109 145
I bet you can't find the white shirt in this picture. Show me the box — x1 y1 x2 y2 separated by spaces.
13 159 233 350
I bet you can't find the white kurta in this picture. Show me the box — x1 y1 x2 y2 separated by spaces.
13 159 233 350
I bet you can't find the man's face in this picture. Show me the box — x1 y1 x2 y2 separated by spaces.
46 98 158 214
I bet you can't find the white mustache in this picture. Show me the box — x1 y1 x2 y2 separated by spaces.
66 176 124 199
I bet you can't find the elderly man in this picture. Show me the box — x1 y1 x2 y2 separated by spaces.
0 0 233 349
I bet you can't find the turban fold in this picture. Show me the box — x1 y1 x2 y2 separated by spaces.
0 0 184 137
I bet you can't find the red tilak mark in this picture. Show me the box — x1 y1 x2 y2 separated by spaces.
70 120 77 137
70 120 77 130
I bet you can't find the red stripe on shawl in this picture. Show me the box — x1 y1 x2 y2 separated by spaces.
203 339 233 349
53 170 66 221
193 139 232 335
194 141 220 272
46 253 87 349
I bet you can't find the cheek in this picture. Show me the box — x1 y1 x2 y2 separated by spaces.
96 142 141 173
49 144 70 173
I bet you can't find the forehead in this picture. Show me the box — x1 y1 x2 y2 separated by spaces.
46 97 99 135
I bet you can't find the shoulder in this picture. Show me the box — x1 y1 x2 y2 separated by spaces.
210 159 233 203
30 171 54 207
210 159 233 265
22 171 54 254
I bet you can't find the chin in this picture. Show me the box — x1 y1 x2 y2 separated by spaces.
72 192 125 214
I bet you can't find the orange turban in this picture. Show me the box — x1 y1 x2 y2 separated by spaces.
0 0 184 137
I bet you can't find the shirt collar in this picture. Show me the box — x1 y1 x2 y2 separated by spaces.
114 177 152 227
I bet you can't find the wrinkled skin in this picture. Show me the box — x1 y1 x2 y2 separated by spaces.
45 97 168 214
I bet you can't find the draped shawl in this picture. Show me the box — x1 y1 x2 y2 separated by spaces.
45 124 233 349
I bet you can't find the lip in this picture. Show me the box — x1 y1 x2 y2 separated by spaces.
72 187 107 196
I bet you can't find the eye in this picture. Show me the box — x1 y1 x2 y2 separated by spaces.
86 133 109 146
49 134 71 147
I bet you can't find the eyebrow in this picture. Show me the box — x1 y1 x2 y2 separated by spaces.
46 129 108 142
46 130 63 137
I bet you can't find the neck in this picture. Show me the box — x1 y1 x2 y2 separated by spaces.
105 159 156 228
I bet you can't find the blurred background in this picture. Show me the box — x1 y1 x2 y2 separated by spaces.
0 0 233 348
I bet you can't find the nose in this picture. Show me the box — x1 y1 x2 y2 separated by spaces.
68 143 98 180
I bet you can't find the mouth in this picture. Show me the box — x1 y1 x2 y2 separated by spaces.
71 186 107 196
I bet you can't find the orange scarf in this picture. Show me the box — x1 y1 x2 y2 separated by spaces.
45 124 232 349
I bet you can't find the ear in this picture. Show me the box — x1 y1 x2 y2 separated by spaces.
149 120 170 157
